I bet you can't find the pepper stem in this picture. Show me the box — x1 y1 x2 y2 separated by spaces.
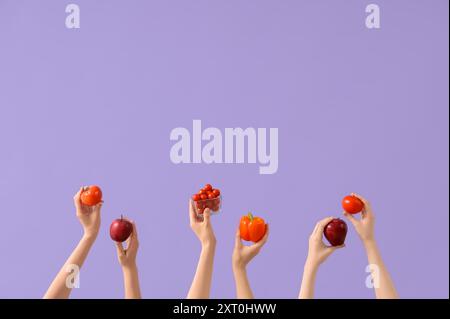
248 212 254 222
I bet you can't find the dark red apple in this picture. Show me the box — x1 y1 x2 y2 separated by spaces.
110 215 133 242
324 218 347 246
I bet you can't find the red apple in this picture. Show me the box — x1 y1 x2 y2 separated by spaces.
110 215 133 242
324 218 347 246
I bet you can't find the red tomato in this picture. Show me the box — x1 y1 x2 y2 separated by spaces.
211 204 219 212
207 192 216 199
239 213 266 243
212 189 220 197
80 185 102 206
192 194 201 201
342 195 364 214
200 194 207 200
196 201 205 209
198 207 205 215
203 184 213 192
198 189 207 195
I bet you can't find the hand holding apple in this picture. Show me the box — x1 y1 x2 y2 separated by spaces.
233 223 269 271
74 186 102 238
306 217 345 268
343 193 375 243
115 219 139 268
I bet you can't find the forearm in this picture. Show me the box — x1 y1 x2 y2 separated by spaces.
44 234 96 299
122 265 142 299
187 243 216 299
363 239 398 299
233 266 254 299
298 261 318 299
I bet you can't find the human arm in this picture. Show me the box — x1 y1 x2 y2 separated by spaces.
343 193 398 299
186 202 216 299
298 217 344 299
232 225 269 298
43 187 102 299
115 220 141 299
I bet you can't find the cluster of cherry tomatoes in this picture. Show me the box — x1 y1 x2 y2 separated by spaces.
191 183 221 215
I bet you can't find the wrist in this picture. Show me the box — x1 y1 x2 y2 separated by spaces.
82 232 98 242
122 263 138 273
232 260 246 273
233 265 247 278
201 238 216 250
304 258 319 273
363 238 377 249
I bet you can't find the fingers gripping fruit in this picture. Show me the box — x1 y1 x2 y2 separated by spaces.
239 213 266 243
191 183 222 215
80 185 103 206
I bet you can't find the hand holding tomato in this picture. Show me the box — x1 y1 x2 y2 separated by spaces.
74 186 102 238
343 193 375 243
233 221 269 270
189 200 216 247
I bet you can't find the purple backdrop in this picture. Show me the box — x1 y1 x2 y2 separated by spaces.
0 0 448 298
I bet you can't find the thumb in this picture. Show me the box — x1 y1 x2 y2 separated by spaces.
115 241 125 256
325 244 345 257
74 187 83 210
203 208 211 224
234 227 242 249
343 211 358 227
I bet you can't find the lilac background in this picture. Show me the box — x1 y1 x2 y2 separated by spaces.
0 0 448 299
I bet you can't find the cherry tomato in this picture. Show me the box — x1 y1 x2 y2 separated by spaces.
203 184 213 192
212 189 220 197
196 201 205 209
80 185 102 206
198 189 207 195
200 194 207 200
207 192 216 199
342 195 364 214
198 207 205 215
192 194 201 202
211 204 219 212
239 213 266 243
